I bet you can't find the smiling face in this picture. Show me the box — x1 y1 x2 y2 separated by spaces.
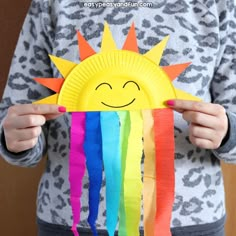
95 80 140 108
57 51 177 111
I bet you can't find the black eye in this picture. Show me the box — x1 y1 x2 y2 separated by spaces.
95 82 112 90
123 80 140 90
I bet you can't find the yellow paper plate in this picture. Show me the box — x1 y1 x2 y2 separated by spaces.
58 50 177 111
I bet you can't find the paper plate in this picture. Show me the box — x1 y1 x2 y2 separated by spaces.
58 50 177 112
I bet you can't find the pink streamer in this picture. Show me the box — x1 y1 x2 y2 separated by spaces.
69 112 86 236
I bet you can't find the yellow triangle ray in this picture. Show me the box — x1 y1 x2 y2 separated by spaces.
144 35 169 65
101 22 117 52
33 94 59 105
49 55 77 78
174 88 201 101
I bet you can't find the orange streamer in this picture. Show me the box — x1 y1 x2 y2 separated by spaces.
142 110 156 236
153 108 175 236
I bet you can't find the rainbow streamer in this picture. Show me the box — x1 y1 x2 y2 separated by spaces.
69 112 86 236
69 110 175 236
117 111 130 236
123 111 143 236
143 110 156 236
84 112 103 235
100 112 121 235
153 109 175 236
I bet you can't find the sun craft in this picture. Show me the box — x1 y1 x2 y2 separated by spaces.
34 23 200 236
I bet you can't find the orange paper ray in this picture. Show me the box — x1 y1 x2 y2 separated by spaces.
77 31 96 61
34 78 64 92
122 23 138 53
161 62 191 81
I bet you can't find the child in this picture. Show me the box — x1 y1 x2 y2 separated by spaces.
0 1 236 235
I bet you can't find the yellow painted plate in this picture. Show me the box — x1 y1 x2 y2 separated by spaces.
58 50 177 111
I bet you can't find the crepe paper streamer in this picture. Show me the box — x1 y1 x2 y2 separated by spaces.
117 111 131 236
153 109 175 236
124 111 143 236
142 110 156 236
100 112 121 236
84 112 103 235
69 112 86 236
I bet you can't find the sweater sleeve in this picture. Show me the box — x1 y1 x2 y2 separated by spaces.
211 2 236 163
0 0 54 167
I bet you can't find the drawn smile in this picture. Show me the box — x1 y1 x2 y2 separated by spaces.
101 98 136 108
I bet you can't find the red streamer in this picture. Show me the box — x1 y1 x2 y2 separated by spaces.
153 108 175 236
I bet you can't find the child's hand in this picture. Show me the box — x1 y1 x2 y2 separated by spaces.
166 100 228 149
2 104 66 153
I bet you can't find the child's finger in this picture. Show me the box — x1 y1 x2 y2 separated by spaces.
9 104 66 116
166 99 225 116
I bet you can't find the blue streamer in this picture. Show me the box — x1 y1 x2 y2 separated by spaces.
100 111 121 236
84 112 103 236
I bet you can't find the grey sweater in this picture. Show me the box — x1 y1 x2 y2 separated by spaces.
0 0 236 232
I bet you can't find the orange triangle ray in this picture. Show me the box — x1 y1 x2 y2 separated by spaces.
34 78 64 92
161 62 191 81
77 31 96 61
122 23 138 53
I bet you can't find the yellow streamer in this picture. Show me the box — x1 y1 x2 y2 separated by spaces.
124 110 143 236
117 111 130 236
